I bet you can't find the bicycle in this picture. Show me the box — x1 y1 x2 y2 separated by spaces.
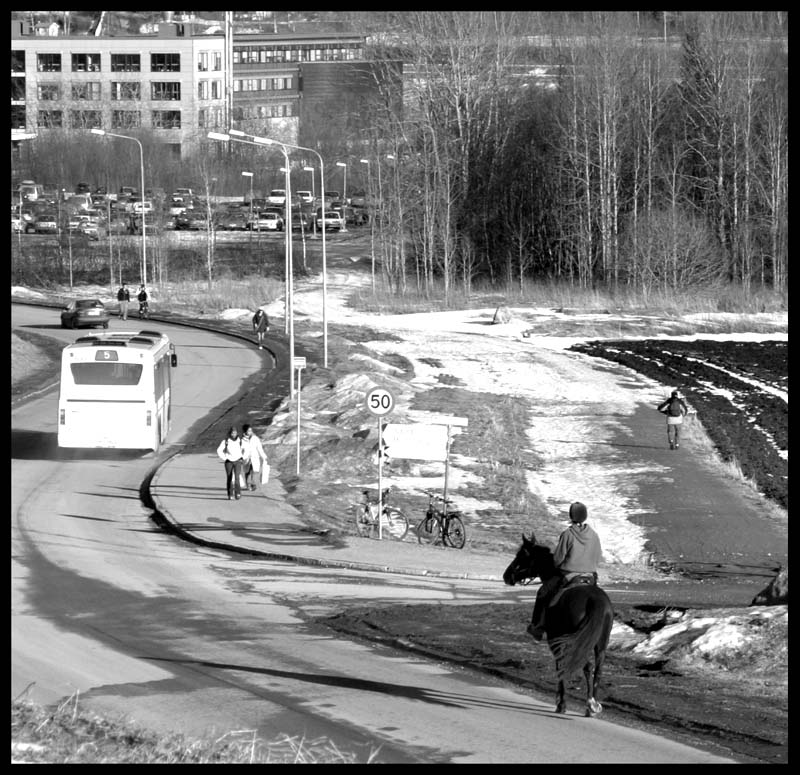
138 300 149 319
416 490 467 549
353 487 409 540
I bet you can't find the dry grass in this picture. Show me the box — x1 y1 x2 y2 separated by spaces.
11 692 377 764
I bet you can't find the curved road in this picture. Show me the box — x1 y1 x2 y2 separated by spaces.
11 304 732 763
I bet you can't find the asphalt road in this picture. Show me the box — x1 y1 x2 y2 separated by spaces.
11 304 733 763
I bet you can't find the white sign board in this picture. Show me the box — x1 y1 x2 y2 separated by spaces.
293 357 307 369
382 423 449 461
365 387 395 417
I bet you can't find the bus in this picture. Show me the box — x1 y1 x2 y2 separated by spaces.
58 330 178 450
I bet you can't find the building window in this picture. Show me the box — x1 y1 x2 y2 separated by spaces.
152 110 181 129
37 53 61 72
11 105 27 129
110 53 140 72
151 53 180 72
12 50 25 72
151 82 181 101
72 82 102 101
271 77 292 91
70 110 103 129
112 110 141 129
12 78 26 101
197 51 208 71
211 80 221 99
198 81 209 100
37 83 60 101
199 108 223 128
72 53 101 72
110 82 141 101
212 51 222 71
37 109 63 128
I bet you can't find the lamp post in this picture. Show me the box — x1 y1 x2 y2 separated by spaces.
251 134 327 369
303 165 316 236
91 128 146 288
360 158 376 292
336 161 347 232
242 170 253 244
208 130 296 397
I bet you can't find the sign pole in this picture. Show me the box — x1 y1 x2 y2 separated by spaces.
377 419 383 539
443 424 452 516
293 356 307 476
364 386 395 541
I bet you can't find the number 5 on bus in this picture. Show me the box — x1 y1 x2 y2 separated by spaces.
58 330 178 450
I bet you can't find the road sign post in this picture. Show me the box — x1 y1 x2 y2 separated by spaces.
294 357 306 475
365 387 394 538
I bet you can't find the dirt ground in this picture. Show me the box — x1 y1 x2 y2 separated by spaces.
318 595 787 764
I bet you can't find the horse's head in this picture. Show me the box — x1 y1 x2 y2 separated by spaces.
503 532 550 586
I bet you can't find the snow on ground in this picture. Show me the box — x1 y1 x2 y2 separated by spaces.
13 277 786 662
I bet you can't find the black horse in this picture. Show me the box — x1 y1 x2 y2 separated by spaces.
503 533 614 717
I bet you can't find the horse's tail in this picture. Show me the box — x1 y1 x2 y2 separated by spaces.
549 591 613 682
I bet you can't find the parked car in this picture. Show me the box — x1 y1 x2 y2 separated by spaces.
267 189 286 206
75 182 91 195
296 189 313 204
131 199 154 214
119 186 137 199
33 213 59 234
349 190 367 207
247 211 284 231
171 187 194 204
173 210 207 230
218 210 249 231
60 299 110 329
77 220 100 240
292 209 315 231
315 209 344 232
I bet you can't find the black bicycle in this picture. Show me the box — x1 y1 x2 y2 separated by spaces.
416 490 466 549
138 300 149 319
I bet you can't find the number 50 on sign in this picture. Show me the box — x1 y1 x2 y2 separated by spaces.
365 387 394 416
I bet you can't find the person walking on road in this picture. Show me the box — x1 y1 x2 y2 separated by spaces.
241 423 268 491
528 502 602 641
252 307 269 349
137 284 149 319
117 282 130 321
216 426 246 500
657 389 689 450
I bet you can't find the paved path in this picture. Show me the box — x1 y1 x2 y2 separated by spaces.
149 451 509 581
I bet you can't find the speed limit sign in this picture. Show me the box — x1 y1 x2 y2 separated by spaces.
365 387 395 417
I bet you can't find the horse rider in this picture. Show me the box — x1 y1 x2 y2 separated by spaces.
528 502 602 641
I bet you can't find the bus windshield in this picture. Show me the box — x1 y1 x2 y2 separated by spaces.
70 362 143 386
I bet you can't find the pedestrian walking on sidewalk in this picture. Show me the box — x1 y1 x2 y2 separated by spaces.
117 282 130 320
216 426 246 500
252 307 269 349
657 389 689 450
241 423 268 491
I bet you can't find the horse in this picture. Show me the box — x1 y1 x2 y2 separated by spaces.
503 532 614 717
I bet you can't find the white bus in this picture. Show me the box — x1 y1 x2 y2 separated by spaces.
58 330 178 450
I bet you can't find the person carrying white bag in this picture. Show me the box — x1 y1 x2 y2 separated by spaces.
241 424 269 491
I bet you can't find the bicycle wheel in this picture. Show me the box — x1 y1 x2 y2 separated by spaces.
416 514 440 545
381 508 409 540
354 504 375 538
443 515 466 549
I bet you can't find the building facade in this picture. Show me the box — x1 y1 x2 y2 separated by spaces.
11 19 393 161
11 20 227 158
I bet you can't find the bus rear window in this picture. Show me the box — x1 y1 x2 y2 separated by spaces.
70 362 143 385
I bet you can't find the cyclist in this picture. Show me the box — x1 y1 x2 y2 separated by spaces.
137 284 149 319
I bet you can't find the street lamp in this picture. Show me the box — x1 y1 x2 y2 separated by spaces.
336 161 347 232
303 165 316 236
242 170 253 240
246 133 328 369
91 128 146 288
208 130 296 397
360 158 376 292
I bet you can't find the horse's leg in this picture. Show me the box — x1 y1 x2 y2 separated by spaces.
555 678 567 714
585 646 604 717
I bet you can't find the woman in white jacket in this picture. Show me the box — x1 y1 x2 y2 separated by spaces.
241 423 269 491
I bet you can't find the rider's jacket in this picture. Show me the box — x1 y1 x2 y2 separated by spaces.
553 523 602 576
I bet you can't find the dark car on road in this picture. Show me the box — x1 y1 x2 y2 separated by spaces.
60 299 110 329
